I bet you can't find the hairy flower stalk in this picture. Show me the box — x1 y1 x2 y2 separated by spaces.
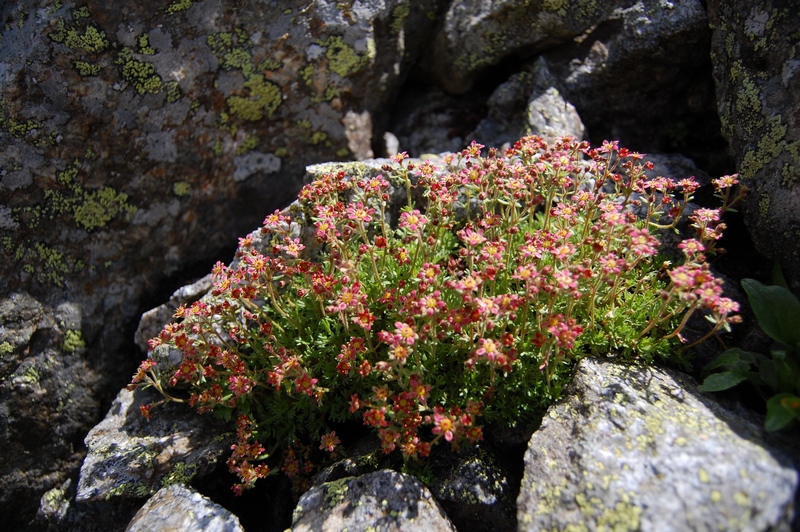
129 135 743 493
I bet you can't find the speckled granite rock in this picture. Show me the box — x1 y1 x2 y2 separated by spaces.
707 0 800 294
517 358 798 531
292 470 457 532
126 484 243 532
421 0 631 94
77 387 233 504
0 1 441 525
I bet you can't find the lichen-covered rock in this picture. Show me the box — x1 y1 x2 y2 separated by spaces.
77 387 233 504
707 0 800 294
0 0 442 524
291 470 457 532
544 0 721 161
428 446 517 532
421 0 632 94
126 484 243 532
470 57 585 149
0 292 100 530
517 358 798 531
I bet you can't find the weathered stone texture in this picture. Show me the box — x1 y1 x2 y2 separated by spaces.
517 358 798 531
707 0 800 293
126 484 243 532
0 0 442 526
292 470 457 532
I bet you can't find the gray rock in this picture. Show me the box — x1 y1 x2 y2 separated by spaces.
126 484 243 532
77 387 233 504
707 0 800 294
0 0 441 524
0 292 99 528
544 0 719 160
429 446 517 532
517 358 798 531
421 0 631 94
471 57 585 149
292 470 457 532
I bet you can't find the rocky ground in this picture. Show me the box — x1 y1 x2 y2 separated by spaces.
1 0 798 530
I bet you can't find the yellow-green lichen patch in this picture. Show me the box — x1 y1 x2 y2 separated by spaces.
45 161 138 232
226 75 282 121
207 29 256 78
596 498 642 532
390 2 411 34
323 477 352 508
73 187 137 231
235 134 259 155
321 35 366 78
72 6 90 19
74 60 101 76
62 329 85 353
173 181 192 196
542 0 569 17
166 0 193 14
64 24 109 53
0 342 13 356
740 115 787 182
137 33 156 55
161 462 198 487
164 81 181 103
116 47 162 95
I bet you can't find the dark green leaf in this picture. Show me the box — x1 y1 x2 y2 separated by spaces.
759 359 778 391
765 394 800 431
742 278 800 349
701 348 762 374
698 371 749 392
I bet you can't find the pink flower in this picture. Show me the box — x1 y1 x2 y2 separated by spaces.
399 209 428 232
319 431 341 452
431 406 456 442
345 202 375 223
394 321 418 345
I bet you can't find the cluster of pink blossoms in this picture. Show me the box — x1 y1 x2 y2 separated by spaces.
130 135 744 493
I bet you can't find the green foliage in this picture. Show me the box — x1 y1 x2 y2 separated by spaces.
699 277 800 431
131 136 742 493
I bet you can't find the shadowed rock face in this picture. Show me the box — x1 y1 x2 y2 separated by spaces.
707 0 800 294
0 0 442 527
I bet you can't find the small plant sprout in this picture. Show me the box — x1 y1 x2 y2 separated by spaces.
130 136 744 493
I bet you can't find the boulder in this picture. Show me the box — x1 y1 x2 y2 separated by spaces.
421 0 631 94
470 57 585 149
291 470 457 531
517 358 798 531
707 0 800 294
428 446 518 532
76 387 233 505
126 484 243 532
543 0 721 162
0 292 100 529
0 0 441 524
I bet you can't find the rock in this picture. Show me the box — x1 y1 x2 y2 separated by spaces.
707 0 800 294
126 484 243 532
428 446 518 532
0 0 441 523
517 358 798 531
134 274 213 352
544 0 721 162
76 387 233 505
421 0 631 94
388 86 484 157
470 57 585 149
0 292 100 530
291 470 457 532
